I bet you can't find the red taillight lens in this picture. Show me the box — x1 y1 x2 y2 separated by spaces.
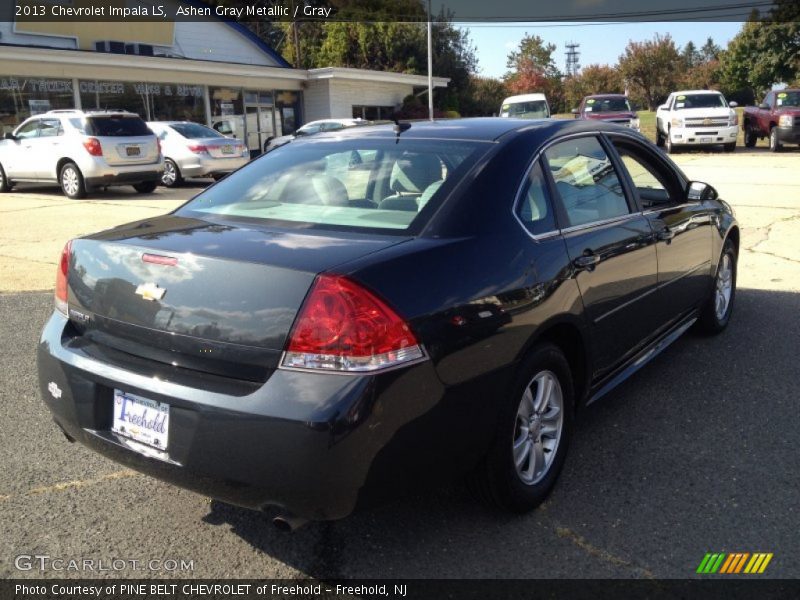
55 240 73 315
282 274 424 372
187 144 208 154
82 137 103 156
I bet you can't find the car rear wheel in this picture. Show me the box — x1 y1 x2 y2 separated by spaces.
769 127 782 152
161 159 183 187
133 181 158 194
469 343 573 512
697 238 737 334
0 163 12 193
60 163 86 199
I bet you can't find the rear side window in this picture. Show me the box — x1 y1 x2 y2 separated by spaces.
177 138 488 234
544 136 629 228
86 116 151 137
516 161 556 235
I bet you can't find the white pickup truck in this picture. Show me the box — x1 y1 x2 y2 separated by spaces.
655 90 739 153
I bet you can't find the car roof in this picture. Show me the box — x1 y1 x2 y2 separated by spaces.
672 90 724 95
585 94 627 99
502 94 547 103
303 117 640 144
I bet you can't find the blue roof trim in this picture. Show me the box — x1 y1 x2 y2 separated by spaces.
182 0 292 68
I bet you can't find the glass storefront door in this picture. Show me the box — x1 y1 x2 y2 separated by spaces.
244 91 275 156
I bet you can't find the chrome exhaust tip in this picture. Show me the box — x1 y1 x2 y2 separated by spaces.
272 513 309 532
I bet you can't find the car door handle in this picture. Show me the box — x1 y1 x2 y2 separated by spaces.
573 254 601 270
657 228 675 241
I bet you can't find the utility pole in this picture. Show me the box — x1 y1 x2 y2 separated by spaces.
565 42 580 77
427 0 433 120
293 20 301 69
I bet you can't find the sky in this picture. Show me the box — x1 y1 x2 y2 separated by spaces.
462 22 745 78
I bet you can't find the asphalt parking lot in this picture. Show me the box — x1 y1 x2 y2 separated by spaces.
1 149 799 580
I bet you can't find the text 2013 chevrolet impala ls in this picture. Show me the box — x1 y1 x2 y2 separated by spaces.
37 118 738 527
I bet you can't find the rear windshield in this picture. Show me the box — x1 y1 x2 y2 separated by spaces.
86 115 151 137
673 94 727 110
584 97 632 113
177 137 489 234
501 101 549 119
169 122 223 139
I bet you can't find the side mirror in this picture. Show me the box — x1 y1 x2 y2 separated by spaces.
728 101 738 108
4 132 16 140
686 181 718 202
658 105 668 111
759 103 770 110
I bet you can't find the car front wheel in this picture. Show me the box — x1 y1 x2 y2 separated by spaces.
60 163 86 199
469 343 573 512
769 127 782 152
665 129 676 154
743 125 757 148
697 238 737 334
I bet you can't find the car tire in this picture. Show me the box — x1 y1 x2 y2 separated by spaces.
60 162 86 199
769 127 782 152
723 142 736 153
0 163 12 193
211 174 226 182
697 238 737 334
469 343 573 513
665 129 676 154
161 158 183 187
743 125 757 148
655 128 665 147
133 181 158 194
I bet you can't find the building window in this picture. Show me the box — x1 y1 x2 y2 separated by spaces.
79 80 205 122
352 105 395 120
0 76 75 133
209 87 244 140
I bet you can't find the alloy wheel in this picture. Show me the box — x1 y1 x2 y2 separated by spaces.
513 370 564 485
62 167 79 197
715 253 733 320
162 160 177 186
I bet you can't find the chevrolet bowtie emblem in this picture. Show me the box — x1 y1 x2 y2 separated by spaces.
135 282 166 301
703 118 713 125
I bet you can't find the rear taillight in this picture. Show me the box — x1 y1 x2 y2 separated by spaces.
55 240 73 315
82 137 103 156
282 274 425 372
187 144 208 154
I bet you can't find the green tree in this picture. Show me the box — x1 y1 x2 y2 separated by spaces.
682 41 699 68
504 34 565 111
618 34 682 110
564 64 624 110
463 76 507 116
700 37 722 63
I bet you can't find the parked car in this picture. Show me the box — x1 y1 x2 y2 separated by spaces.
37 118 738 527
572 94 640 131
0 110 163 199
148 121 249 187
264 118 366 153
499 93 551 119
655 90 738 153
743 89 800 151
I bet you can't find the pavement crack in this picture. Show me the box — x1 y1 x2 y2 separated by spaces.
746 213 800 264
555 526 656 579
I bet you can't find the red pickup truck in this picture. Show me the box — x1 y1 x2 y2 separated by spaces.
743 89 800 151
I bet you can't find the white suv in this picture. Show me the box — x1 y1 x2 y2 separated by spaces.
0 110 164 198
655 90 739 153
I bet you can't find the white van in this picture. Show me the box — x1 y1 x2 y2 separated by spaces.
499 94 551 119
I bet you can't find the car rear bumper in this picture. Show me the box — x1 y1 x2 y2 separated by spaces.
178 156 248 178
670 125 738 145
37 312 493 520
83 161 164 188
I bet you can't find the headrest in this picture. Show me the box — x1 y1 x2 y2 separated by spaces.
390 153 442 194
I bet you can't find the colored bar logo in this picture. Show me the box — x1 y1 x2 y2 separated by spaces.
697 552 773 574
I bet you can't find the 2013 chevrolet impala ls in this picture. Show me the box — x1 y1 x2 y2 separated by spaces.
37 118 738 528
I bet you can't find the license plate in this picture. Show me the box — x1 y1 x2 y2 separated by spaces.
112 390 169 450
221 145 234 154
126 146 141 156
699 138 711 143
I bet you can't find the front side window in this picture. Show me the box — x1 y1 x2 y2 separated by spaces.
177 138 488 234
516 161 557 235
612 141 680 208
14 120 40 139
544 136 629 227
